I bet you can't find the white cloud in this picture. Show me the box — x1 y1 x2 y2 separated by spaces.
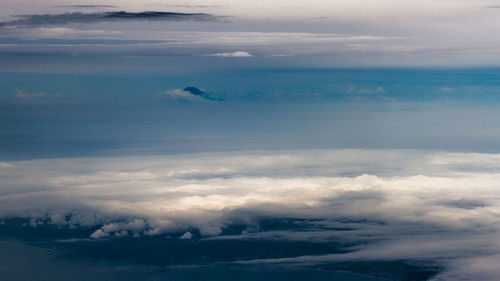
348 86 386 95
205 51 253 57
3 149 500 279
90 219 147 238
158 89 206 101
90 229 109 239
180 231 193 239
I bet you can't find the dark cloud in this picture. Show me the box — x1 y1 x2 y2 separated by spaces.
0 11 216 27
53 5 117 9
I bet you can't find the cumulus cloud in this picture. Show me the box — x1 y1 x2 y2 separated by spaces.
3 149 500 279
180 231 193 239
90 219 147 238
205 51 253 57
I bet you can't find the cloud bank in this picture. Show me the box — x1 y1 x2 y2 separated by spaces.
2 149 500 279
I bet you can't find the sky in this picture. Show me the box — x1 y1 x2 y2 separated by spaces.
2 1 500 281
3 0 500 71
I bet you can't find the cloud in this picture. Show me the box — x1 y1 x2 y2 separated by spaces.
0 162 12 167
13 89 45 98
3 149 500 279
53 5 117 9
0 11 216 27
205 51 253 57
0 29 392 66
180 231 193 239
375 86 386 94
150 4 225 9
3 0 500 68
347 86 386 95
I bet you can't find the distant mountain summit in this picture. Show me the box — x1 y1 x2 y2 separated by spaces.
183 87 219 101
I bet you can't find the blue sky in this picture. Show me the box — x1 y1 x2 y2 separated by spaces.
3 1 500 281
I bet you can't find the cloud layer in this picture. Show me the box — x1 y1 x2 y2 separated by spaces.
206 51 253 57
2 149 500 279
0 11 216 27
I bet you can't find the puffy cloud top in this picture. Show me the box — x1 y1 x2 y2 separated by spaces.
2 149 500 279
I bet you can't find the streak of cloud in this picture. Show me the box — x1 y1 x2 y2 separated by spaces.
0 11 216 27
205 51 253 57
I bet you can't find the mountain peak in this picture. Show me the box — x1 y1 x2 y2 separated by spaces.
183 87 219 101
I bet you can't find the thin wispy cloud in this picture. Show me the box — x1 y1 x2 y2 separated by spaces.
205 51 253 57
52 5 117 9
149 4 225 9
348 86 386 95
13 89 45 98
441 86 455 93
